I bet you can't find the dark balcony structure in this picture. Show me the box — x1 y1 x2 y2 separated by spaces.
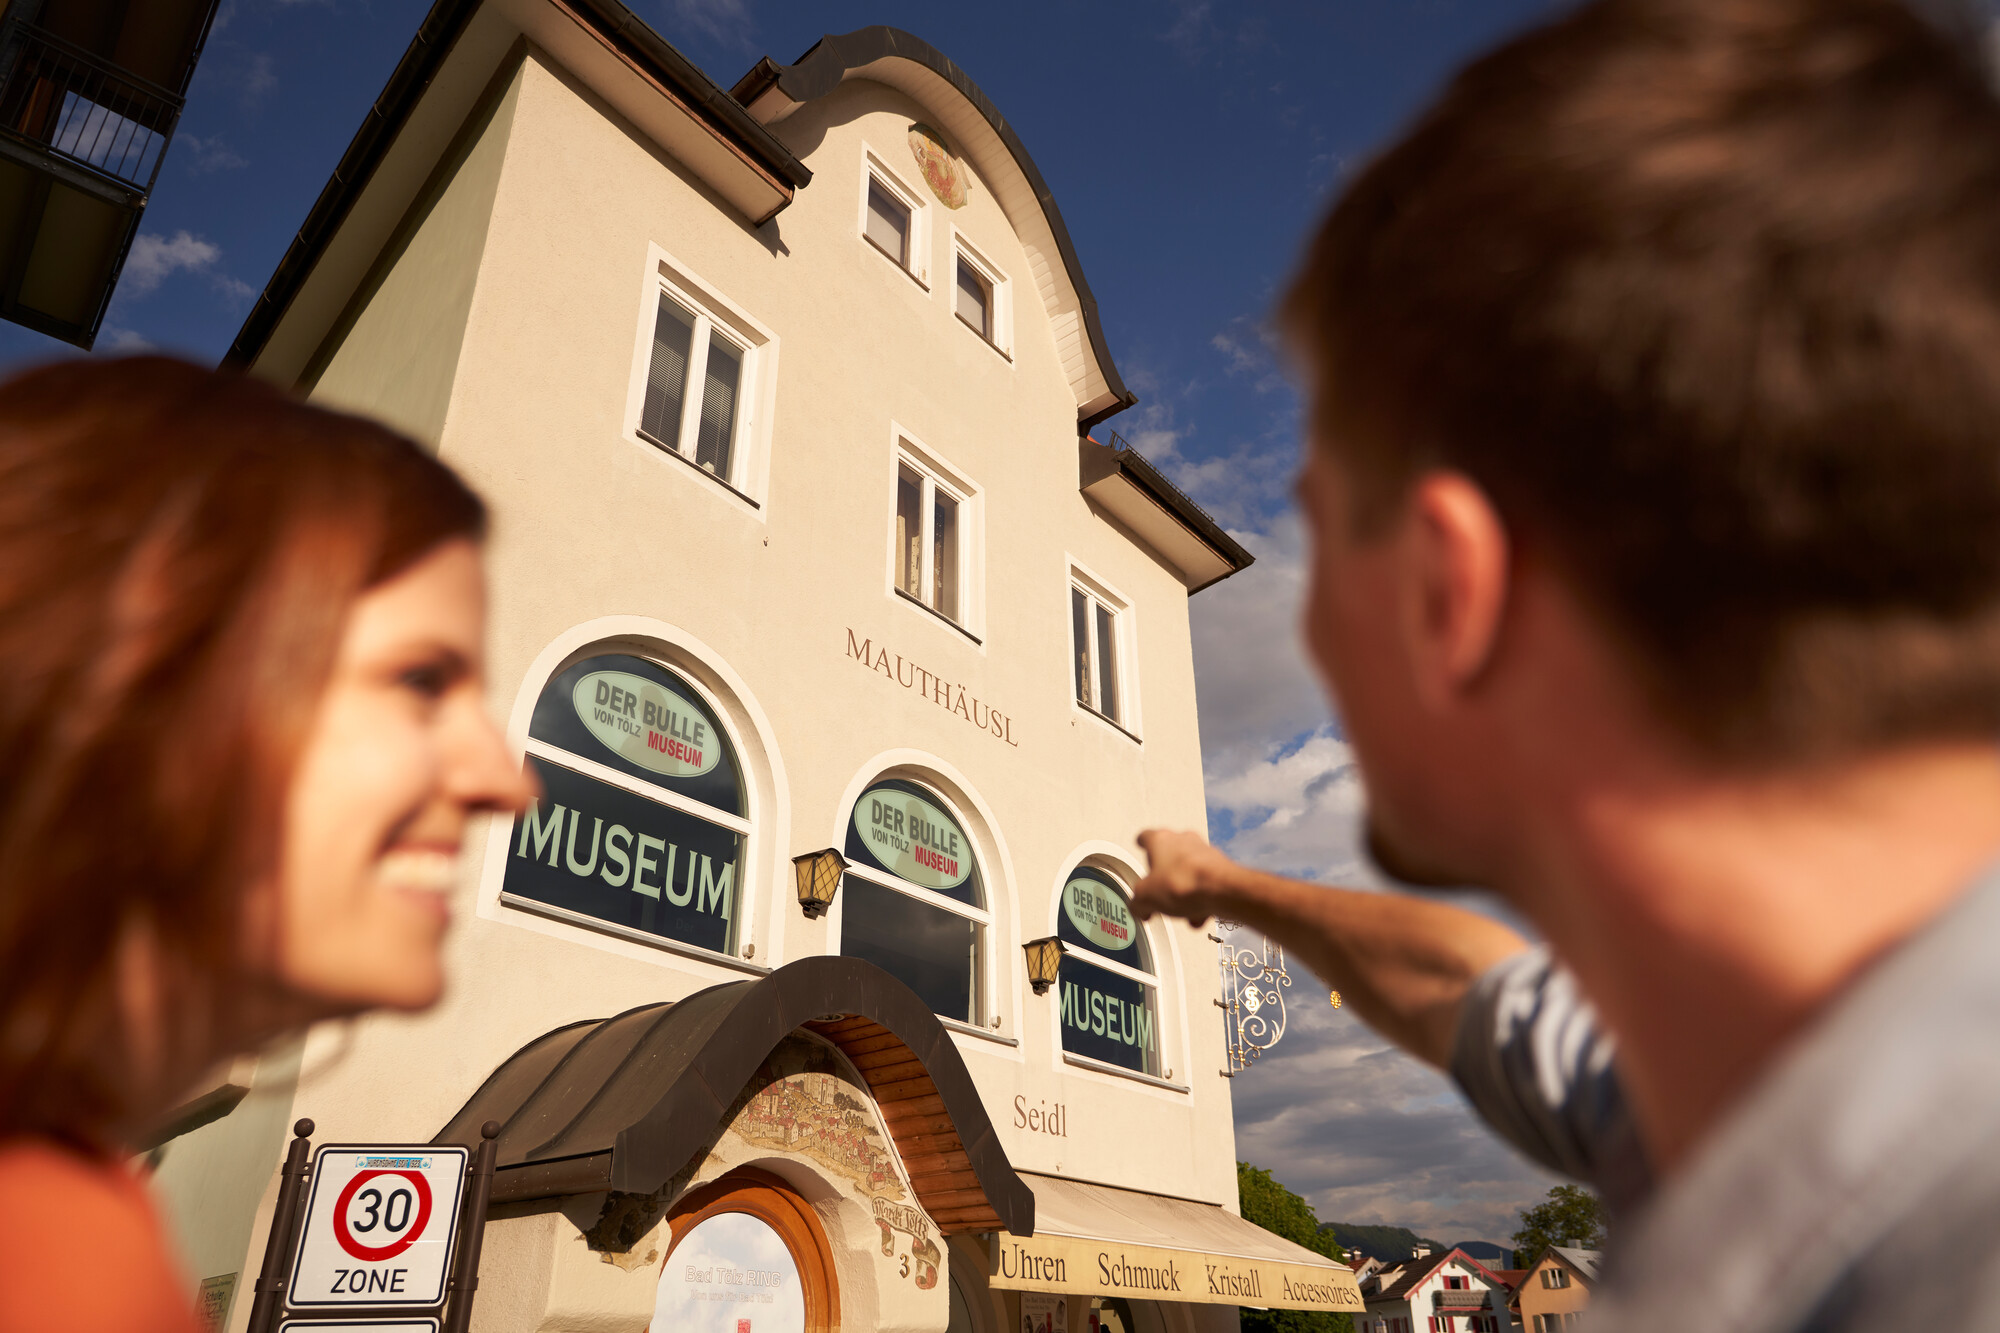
0 0 218 347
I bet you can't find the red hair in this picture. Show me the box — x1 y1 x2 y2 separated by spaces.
0 357 485 1149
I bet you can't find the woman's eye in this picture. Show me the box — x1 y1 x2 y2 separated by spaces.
399 663 450 700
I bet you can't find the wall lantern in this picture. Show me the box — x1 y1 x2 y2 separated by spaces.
1022 936 1066 995
793 848 847 918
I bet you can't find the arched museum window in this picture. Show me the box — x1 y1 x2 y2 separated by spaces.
1057 866 1163 1077
839 777 988 1025
501 650 749 959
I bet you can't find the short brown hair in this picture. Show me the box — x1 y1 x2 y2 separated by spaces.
1284 0 2000 758
0 357 484 1150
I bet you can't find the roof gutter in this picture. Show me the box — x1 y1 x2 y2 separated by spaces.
222 0 483 369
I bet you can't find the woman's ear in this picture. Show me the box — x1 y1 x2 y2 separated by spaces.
1401 470 1511 709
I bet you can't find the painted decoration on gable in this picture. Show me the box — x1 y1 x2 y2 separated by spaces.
907 123 966 209
722 1036 940 1289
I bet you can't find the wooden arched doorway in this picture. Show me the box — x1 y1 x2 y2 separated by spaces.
653 1168 841 1333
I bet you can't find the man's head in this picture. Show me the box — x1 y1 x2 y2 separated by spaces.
1283 0 2000 882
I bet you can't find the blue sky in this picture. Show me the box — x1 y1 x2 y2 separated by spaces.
1 0 1585 1241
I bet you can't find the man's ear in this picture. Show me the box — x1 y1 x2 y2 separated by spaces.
1401 470 1510 708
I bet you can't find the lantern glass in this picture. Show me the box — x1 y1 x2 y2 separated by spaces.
793 848 846 917
1023 935 1064 993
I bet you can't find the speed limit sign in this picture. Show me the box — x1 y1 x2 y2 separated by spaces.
288 1145 468 1308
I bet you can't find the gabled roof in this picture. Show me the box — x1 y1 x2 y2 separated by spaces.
732 27 1135 429
1551 1246 1601 1282
224 0 811 375
1365 1248 1510 1305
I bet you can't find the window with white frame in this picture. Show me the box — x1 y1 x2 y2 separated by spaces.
862 152 927 283
952 236 1008 353
840 778 988 1024
1071 580 1127 725
501 651 748 959
894 447 977 629
638 279 762 490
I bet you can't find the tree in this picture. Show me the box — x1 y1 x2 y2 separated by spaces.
1510 1184 1606 1267
1236 1162 1353 1333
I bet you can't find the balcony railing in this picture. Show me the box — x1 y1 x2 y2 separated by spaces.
1434 1290 1495 1311
0 22 183 194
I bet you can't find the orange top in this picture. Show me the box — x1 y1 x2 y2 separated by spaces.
0 1139 199 1333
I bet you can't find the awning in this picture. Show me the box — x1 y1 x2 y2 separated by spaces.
988 1172 1365 1314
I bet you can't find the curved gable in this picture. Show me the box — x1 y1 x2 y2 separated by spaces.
734 27 1136 430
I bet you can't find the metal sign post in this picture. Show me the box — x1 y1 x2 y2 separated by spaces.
247 1120 502 1333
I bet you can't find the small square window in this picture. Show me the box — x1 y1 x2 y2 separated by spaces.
1072 583 1125 725
866 176 911 268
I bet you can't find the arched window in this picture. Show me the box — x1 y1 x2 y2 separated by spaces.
839 778 987 1024
1056 866 1161 1077
501 651 748 958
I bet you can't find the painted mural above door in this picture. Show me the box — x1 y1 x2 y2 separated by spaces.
720 1036 941 1290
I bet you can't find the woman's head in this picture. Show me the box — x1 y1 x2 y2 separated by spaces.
0 356 528 1148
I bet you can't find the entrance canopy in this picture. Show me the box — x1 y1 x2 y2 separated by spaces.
433 955 1033 1234
988 1172 1365 1315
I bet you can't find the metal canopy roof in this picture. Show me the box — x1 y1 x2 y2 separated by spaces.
434 955 1034 1235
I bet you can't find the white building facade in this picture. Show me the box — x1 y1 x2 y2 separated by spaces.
142 4 1368 1333
1360 1249 1518 1333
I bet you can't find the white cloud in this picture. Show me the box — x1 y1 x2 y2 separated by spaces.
99 325 153 353
180 134 247 174
666 0 754 50
123 230 221 295
242 52 276 104
1231 993 1565 1243
1189 511 1337 777
1162 0 1213 57
1210 315 1285 394
117 230 256 310
213 274 256 306
1207 726 1377 883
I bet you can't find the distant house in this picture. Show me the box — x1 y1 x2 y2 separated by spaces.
1358 1246 1516 1333
1508 1247 1598 1332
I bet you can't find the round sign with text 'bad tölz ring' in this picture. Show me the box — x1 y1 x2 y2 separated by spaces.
289 1146 468 1308
655 1211 805 1333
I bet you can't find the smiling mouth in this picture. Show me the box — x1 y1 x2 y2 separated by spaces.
376 847 460 895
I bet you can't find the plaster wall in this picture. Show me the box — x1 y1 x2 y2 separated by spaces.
305 58 525 447
181 32 1244 1331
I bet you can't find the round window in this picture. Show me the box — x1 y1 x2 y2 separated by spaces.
655 1210 804 1333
